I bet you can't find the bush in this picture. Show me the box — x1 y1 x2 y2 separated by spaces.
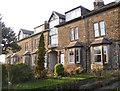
1 64 8 86
35 68 48 79
54 64 64 76
7 63 34 84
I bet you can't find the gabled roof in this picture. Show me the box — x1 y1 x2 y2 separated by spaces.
19 29 34 35
54 11 65 19
48 11 65 22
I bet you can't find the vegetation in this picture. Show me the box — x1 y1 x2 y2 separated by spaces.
11 73 93 89
0 15 21 54
7 64 34 84
2 64 8 86
34 32 46 79
54 64 64 76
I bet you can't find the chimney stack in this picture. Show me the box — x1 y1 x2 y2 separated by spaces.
94 0 105 10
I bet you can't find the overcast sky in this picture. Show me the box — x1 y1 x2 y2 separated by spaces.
0 0 114 34
0 0 115 63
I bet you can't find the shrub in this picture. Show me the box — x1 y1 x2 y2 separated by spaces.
7 63 34 84
54 64 64 76
1 64 8 86
35 68 48 79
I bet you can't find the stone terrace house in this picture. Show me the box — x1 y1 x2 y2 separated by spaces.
5 0 120 72
56 0 120 71
5 22 49 66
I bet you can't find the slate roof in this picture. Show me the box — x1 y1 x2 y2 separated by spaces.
67 41 83 48
48 11 65 22
91 38 111 45
23 51 31 55
56 1 120 27
20 29 34 35
54 11 65 19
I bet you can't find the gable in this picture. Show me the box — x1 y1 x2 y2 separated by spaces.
49 12 59 22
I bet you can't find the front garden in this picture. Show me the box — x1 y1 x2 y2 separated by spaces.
1 63 120 90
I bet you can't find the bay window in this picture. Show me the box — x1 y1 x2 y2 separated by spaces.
93 45 109 64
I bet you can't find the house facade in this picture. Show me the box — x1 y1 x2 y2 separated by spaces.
5 0 120 72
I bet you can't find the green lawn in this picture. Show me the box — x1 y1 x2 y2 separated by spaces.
11 73 93 89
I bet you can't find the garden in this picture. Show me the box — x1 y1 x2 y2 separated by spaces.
1 63 120 90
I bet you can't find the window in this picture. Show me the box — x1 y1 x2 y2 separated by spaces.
94 21 105 37
103 46 108 63
93 45 109 64
44 53 47 68
34 39 39 48
94 23 99 37
25 42 29 51
68 48 81 64
70 27 79 41
100 21 105 36
50 19 59 28
49 28 58 46
60 52 64 65
75 48 80 63
94 46 101 62
69 49 74 63
66 8 81 21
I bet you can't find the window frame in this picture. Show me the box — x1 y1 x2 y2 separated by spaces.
68 48 81 64
93 21 105 38
93 45 109 64
75 48 81 63
70 27 79 41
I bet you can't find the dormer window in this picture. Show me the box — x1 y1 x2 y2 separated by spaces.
65 6 90 21
66 8 81 21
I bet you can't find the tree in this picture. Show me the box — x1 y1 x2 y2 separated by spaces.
0 16 21 54
35 32 46 78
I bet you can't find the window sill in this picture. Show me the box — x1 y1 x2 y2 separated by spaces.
68 62 74 64
70 39 79 42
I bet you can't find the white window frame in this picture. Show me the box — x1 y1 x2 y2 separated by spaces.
93 46 102 63
75 48 80 63
103 45 109 64
100 21 105 36
70 27 79 41
94 23 99 37
93 45 109 64
68 48 81 64
94 21 105 38
68 48 74 64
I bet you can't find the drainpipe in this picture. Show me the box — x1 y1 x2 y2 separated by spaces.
84 17 90 72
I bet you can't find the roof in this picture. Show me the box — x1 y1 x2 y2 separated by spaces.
54 11 65 19
23 51 31 55
65 6 91 14
31 49 38 54
48 11 65 22
56 1 120 27
67 41 83 48
91 38 111 45
11 53 17 57
19 29 34 35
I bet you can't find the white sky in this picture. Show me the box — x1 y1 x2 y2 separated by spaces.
0 0 115 63
0 0 114 34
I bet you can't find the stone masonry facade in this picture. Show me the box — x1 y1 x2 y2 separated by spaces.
5 0 120 72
